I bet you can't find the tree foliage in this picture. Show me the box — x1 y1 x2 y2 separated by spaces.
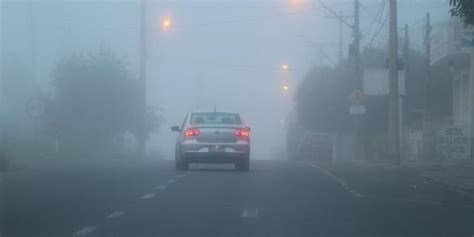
450 0 474 26
295 46 452 136
295 66 352 133
48 47 160 154
1 56 40 139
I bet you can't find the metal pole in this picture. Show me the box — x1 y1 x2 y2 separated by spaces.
338 11 343 64
354 0 361 86
400 24 409 159
29 0 37 84
353 0 364 160
388 0 400 164
138 0 148 159
422 12 431 160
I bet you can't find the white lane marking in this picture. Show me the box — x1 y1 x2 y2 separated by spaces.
167 179 177 183
310 162 362 198
73 226 96 236
153 185 167 190
241 208 259 218
106 211 124 219
141 193 155 199
363 195 474 209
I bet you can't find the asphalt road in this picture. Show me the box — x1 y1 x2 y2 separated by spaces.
2 159 474 237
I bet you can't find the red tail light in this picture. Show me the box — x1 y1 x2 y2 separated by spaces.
235 128 250 138
184 128 200 138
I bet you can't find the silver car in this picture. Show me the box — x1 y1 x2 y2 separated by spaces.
171 112 251 171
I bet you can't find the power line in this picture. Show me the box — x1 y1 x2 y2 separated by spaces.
361 0 386 38
363 0 388 48
359 1 385 25
157 56 306 74
169 5 318 32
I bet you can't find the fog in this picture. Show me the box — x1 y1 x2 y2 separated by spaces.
0 0 451 161
6 1 474 236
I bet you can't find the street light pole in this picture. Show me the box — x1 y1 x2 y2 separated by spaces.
353 0 364 161
422 12 431 160
388 0 400 164
138 0 148 159
319 0 364 160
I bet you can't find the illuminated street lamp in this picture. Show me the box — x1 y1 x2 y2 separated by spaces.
282 85 289 92
281 64 289 70
161 18 171 29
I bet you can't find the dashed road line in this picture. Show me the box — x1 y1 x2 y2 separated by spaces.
309 162 474 207
241 208 260 218
175 174 187 178
310 162 362 198
106 211 124 219
141 193 155 199
73 226 96 236
153 185 168 190
167 179 177 183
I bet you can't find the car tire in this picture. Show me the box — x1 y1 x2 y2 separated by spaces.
175 151 181 170
175 160 180 170
236 155 250 171
180 160 189 171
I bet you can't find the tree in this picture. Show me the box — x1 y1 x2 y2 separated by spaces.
48 47 160 156
1 56 40 137
295 66 352 134
450 0 474 26
295 46 452 160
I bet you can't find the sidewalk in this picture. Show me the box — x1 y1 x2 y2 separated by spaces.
346 159 474 194
405 160 474 193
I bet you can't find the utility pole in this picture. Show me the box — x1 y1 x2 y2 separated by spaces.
319 0 363 160
29 0 40 145
353 0 361 87
422 12 431 160
388 0 400 164
29 0 37 83
138 0 148 159
401 24 409 159
338 11 344 64
325 10 349 64
353 0 364 160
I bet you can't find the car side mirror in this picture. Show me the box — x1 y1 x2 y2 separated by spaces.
171 126 181 132
246 127 251 132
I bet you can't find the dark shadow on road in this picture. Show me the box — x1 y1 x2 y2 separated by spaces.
187 168 240 172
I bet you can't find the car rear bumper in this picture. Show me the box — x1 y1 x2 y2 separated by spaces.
179 139 250 164
182 152 248 164
181 139 250 152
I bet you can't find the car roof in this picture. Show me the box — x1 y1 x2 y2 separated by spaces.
188 112 245 124
191 111 240 115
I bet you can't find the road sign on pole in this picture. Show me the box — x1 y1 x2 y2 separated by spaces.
26 97 45 118
350 89 364 105
349 89 366 115
350 105 366 115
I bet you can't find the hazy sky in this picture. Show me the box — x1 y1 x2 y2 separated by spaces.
1 0 452 158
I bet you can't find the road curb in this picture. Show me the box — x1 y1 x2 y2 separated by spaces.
339 160 474 201
421 175 474 200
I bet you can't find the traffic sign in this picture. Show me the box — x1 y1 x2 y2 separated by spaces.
350 105 366 115
27 97 45 118
350 89 364 105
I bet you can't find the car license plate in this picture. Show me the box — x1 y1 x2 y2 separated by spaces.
211 145 221 152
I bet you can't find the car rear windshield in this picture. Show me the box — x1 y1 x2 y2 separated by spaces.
191 112 242 125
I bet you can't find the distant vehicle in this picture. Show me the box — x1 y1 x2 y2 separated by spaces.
171 112 251 171
287 127 333 165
